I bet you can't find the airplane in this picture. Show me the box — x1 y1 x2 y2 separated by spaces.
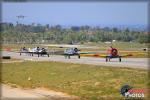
105 47 128 62
20 47 50 57
80 46 133 62
64 47 81 59
42 44 84 59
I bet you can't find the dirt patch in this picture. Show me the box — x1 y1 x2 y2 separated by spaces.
1 84 79 100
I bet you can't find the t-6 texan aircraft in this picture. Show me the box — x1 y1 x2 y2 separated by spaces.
80 46 133 62
64 47 81 59
20 47 50 57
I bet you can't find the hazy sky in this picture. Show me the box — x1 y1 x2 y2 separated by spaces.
2 2 148 26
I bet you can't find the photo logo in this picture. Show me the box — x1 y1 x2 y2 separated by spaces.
120 85 145 99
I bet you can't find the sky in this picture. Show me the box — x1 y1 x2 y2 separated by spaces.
2 2 148 26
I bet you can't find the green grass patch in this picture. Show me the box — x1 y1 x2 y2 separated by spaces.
83 42 148 51
1 61 148 100
1 42 148 51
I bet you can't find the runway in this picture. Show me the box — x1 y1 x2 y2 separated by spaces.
1 51 149 69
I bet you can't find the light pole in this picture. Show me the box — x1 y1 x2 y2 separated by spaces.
16 15 26 25
16 15 26 43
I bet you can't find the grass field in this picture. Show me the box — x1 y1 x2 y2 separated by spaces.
1 61 148 100
1 42 148 51
83 42 148 51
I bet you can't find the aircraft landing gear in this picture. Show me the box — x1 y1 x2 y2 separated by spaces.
106 56 121 62
65 55 71 59
106 56 111 62
65 55 67 59
106 57 108 62
119 57 121 62
68 55 70 59
78 55 80 59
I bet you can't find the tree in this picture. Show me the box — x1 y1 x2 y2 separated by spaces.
71 26 80 31
138 34 149 43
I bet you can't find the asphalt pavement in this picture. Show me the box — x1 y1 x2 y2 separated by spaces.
1 51 149 69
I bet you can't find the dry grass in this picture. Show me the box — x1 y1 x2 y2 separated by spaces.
1 61 148 100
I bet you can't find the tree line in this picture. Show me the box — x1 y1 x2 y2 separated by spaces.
0 23 149 44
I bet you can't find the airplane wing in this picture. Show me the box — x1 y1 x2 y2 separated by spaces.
80 53 133 58
80 53 107 58
120 54 133 57
28 48 37 53
78 52 96 54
